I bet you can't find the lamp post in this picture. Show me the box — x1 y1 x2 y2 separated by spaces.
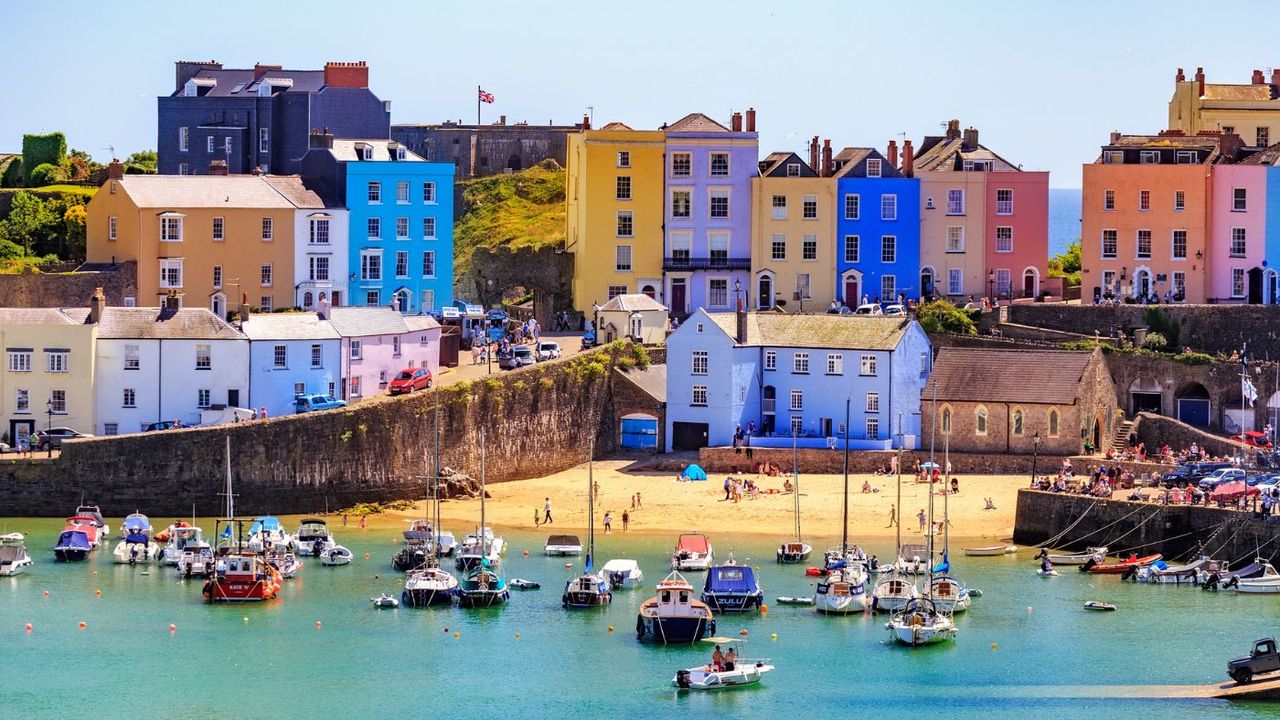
987 269 995 301
45 397 53 458
734 278 742 312
592 303 601 346
1032 430 1041 484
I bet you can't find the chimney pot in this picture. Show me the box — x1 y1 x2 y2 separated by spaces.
946 119 961 140
88 287 106 324
107 159 124 180
1254 69 1266 84
323 60 369 89
582 113 591 130
731 112 743 132
1195 67 1206 97
887 140 899 169
253 63 283 81
745 107 756 133
821 139 832 178
809 136 820 171
902 139 914 178
1176 67 1185 82
498 114 506 126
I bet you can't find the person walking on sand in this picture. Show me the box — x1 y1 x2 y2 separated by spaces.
886 504 897 528
360 515 367 529
603 512 612 534
621 509 629 532
631 494 636 510
593 480 600 502
543 497 553 524
533 507 540 527
890 454 898 475
636 492 641 508
342 514 348 527
724 476 732 501
916 509 926 533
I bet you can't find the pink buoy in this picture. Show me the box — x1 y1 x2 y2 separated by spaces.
169 624 176 633
24 623 32 633
315 621 322 629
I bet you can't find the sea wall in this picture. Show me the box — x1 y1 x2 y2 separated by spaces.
1006 304 1280 357
696 446 1072 476
0 343 648 517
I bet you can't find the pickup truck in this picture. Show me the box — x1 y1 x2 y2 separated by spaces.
1229 637 1280 684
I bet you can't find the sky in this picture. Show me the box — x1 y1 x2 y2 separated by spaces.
2 0 1276 187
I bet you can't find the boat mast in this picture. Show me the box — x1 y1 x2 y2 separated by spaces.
842 398 850 555
587 435 594 573
926 381 938 601
943 431 950 561
792 428 801 544
479 428 487 564
894 411 902 565
431 392 441 569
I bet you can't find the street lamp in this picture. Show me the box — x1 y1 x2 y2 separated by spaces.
734 278 743 311
45 397 53 458
592 303 601 346
987 269 995 301
1031 430 1041 484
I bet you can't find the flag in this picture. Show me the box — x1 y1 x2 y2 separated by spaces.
1244 378 1259 407
478 88 495 104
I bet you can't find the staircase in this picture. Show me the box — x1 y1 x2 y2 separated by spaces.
1108 420 1135 455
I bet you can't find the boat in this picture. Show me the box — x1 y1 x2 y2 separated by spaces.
929 575 972 613
1084 601 1117 611
178 544 216 578
602 559 644 589
119 512 152 538
1230 580 1280 594
563 444 611 609
1036 568 1059 577
266 549 302 579
112 525 159 564
402 399 461 608
816 565 869 614
545 534 583 556
319 545 353 566
455 527 504 572
1044 546 1108 565
372 593 400 608
672 533 713 571
672 638 774 690
962 545 1017 557
456 429 509 609
776 596 814 606
929 441 971 615
0 533 32 576
53 526 93 561
404 566 460 606
74 504 110 537
891 544 932 575
393 520 434 571
160 523 206 566
1131 556 1214 584
872 574 918 613
510 578 541 590
637 570 716 644
202 550 282 603
886 597 956 646
1083 553 1162 574
776 433 812 563
1204 560 1280 590
701 557 763 613
434 530 457 557
295 518 335 556
246 516 293 553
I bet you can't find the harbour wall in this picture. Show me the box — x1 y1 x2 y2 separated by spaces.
1014 489 1279 563
0 343 649 517
697 447 1074 476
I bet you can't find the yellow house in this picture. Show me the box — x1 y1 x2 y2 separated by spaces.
1169 66 1280 149
750 152 837 311
566 124 666 317
86 168 322 316
0 307 98 444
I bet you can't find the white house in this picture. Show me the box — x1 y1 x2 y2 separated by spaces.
87 299 249 434
325 306 441 401
291 193 350 311
596 293 669 345
240 312 342 416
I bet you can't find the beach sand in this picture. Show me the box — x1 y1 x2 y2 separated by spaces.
375 460 1025 545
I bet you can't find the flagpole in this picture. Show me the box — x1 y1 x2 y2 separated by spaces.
477 84 481 126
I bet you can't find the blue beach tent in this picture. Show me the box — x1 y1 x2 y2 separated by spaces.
682 464 708 481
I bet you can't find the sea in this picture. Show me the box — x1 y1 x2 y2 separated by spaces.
1 516 1277 718
1050 187 1082 259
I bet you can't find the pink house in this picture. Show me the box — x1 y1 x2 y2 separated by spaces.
1208 164 1267 303
985 170 1050 299
324 306 442 401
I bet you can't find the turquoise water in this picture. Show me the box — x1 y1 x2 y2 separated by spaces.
2 517 1278 719
1050 187 1081 258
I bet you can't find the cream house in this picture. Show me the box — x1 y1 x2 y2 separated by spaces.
596 293 669 345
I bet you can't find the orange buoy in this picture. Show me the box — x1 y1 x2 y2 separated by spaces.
364 552 371 560
392 538 398 544
95 589 102 597
522 550 530 557
78 621 87 629
564 563 572 568
24 623 32 633
42 591 49 598
452 632 460 638
607 625 615 633
169 624 176 633
760 604 768 616
315 621 322 629
739 629 748 636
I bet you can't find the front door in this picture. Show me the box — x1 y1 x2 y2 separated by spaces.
670 279 687 316
757 275 772 309
1249 267 1264 304
844 277 859 308
228 389 240 408
1023 271 1036 299
9 420 32 446
672 422 709 451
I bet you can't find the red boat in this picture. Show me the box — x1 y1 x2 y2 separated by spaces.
1086 553 1162 574
202 553 282 603
65 516 103 548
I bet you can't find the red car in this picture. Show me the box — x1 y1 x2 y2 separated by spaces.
388 367 432 395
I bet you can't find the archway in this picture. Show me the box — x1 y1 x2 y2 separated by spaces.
1128 376 1163 416
641 284 657 300
210 292 227 320
392 288 411 313
1022 267 1040 299
920 267 936 300
840 269 863 309
1132 267 1152 299
1175 382 1211 427
507 154 522 172
755 271 774 310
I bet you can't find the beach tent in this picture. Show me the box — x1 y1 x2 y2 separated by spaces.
682 464 708 481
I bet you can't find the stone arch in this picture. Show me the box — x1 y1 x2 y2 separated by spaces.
940 403 952 434
463 246 575 326
1011 405 1025 436
507 153 522 172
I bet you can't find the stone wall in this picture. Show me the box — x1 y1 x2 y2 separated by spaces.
697 446 1070 476
1104 351 1278 431
457 246 575 326
0 262 136 308
1131 412 1241 458
1006 304 1280 357
611 367 665 452
391 123 578 181
0 343 646 516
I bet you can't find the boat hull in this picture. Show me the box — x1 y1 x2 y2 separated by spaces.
673 664 773 689
112 541 159 564
963 546 1010 557
636 614 715 644
814 592 868 614
777 544 813 564
1086 554 1162 574
674 556 712 571
202 578 279 603
402 586 457 607
888 620 956 646
700 591 763 613
392 548 429 572
54 547 89 562
563 590 612 608
0 556 32 576
457 588 509 608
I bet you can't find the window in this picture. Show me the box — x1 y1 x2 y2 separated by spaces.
616 211 633 237
790 416 804 436
920 352 929 375
393 181 408 204
786 389 803 411
197 389 211 409
616 151 630 168
224 137 232 154
672 190 691 218
1259 128 1270 148
159 259 183 288
123 345 139 370
795 273 810 299
360 251 382 281
422 250 436 278
1172 271 1186 298
1104 152 1122 165
947 189 965 215
995 269 1011 296
1233 268 1246 298
975 406 988 435
421 290 434 312
708 278 729 307
362 145 374 161
272 345 287 368
309 256 330 282
1172 230 1187 259
259 127 269 153
195 344 211 370
709 152 729 177
1231 228 1247 257
351 376 363 398
881 275 896 300
395 251 409 278
1104 189 1115 211
1012 408 1025 436
294 382 306 397
771 195 788 220
803 195 817 220
843 235 859 263
392 336 401 357
259 296 273 312
1234 187 1248 211
14 389 27 413
393 217 408 240
671 153 691 177
260 217 273 241
207 136 215 154
607 285 627 299
1139 190 1150 211
941 406 951 434
793 352 809 374
866 417 879 439
368 181 382 203
671 232 691 261
709 233 728 263
1140 150 1160 165
1048 408 1060 437
771 234 787 260
786 163 800 177
844 194 860 220
947 268 963 295
691 385 708 406
178 163 188 176
1101 229 1117 258
160 216 183 242
802 235 817 260
365 290 379 306
946 226 964 253
1174 190 1185 212
826 354 843 375
860 354 876 376
178 126 189 152
260 264 272 287
50 389 66 414
121 388 136 408
691 351 708 375
421 217 437 239
367 217 381 239
866 391 880 412
616 176 631 200
709 190 729 218
881 235 896 263
615 244 632 272
351 339 363 360
764 351 776 370
311 344 322 368
996 226 1013 253
866 158 882 177
45 351 68 373
1103 270 1116 294
880 192 901 220
996 188 1013 215
108 216 117 241
1136 230 1152 259
420 181 436 204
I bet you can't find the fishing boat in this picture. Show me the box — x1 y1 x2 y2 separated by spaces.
203 551 282 603
246 516 293 553
295 518 335 556
1045 546 1108 565
545 535 583 556
403 398 460 608
320 545 353 566
886 597 956 646
0 533 32 576
393 520 434 571
962 545 1017 556
112 518 159 565
776 433 812 563
160 523 206 566
178 544 216 578
672 533 714 571
672 638 774 690
456 429 509 609
74 504 110 538
637 571 716 644
563 444 611 609
701 557 763 613
266 549 302 579
602 559 645 589
1084 553 1162 574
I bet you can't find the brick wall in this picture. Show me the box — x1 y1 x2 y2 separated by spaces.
0 262 136 308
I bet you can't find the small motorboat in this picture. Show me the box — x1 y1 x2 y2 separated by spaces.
701 558 763 613
372 593 401 609
160 524 205 566
776 541 812 564
886 597 956 646
602 559 644 589
1135 556 1215 585
673 638 773 690
1084 554 1161 574
963 545 1017 557
75 504 110 538
637 571 716 644
1045 546 1108 565
890 544 932 575
112 526 159 565
1084 601 1117 611
544 534 583 556
776 596 814 606
178 545 216 578
510 578 541 590
393 522 433 572
295 518 335 557
247 516 293 553
320 545 353 566
672 533 714 572
0 533 32 576
119 512 152 538
267 550 302 579
53 529 93 562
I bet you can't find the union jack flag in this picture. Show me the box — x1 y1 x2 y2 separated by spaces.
479 88 495 104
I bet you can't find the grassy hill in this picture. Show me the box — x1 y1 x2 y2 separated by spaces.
453 159 565 276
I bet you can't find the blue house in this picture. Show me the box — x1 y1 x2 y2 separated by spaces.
301 137 454 314
240 312 342 417
664 309 931 452
832 147 921 307
158 60 391 176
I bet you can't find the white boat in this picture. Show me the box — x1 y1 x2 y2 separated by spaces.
1230 580 1280 594
602 559 645 589
872 574 919 613
929 576 972 613
112 514 159 564
776 596 814 606
295 518 335 556
1037 568 1059 577
1084 601 1117 610
1045 546 1108 565
403 566 459 606
673 638 773 690
246 516 293 553
435 530 457 557
0 533 32 576
886 597 956 646
178 544 215 578
159 524 205 566
320 545 353 566
963 545 1017 557
672 533 714 571
545 534 583 556
455 527 504 571
1134 556 1215 585
815 565 869 615
891 544 932 575
267 550 302 578
372 593 400 608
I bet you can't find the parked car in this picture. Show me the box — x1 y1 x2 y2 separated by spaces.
882 304 906 317
1161 461 1232 487
853 303 883 316
36 427 94 450
535 341 562 361
1254 476 1280 496
388 367 432 395
1198 467 1247 490
293 394 348 414
581 331 596 349
499 346 536 370
1232 431 1274 449
1229 637 1280 684
143 420 186 432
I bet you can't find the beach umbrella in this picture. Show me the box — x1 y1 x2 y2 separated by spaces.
920 462 940 470
682 464 708 481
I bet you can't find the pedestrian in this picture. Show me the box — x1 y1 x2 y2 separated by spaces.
890 455 899 475
886 504 897 528
917 509 926 533
621 509 629 532
342 514 348 527
603 512 612 534
636 492 641 508
745 432 753 461
631 494 636 510
360 515 367 529
533 507 540 527
543 497 553 524
593 480 600 501
724 476 732 501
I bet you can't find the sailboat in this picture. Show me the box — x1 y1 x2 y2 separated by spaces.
776 432 812 563
563 439 612 608
929 434 971 613
873 413 919 613
404 396 459 607
817 402 869 614
457 429 509 608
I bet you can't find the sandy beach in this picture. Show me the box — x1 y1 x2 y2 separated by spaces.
376 459 1025 545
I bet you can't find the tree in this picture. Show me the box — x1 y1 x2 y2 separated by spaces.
916 299 977 336
62 204 87 262
124 150 157 174
0 192 60 256
1048 239 1082 286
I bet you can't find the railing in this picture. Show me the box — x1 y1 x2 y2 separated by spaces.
661 257 752 271
762 398 775 413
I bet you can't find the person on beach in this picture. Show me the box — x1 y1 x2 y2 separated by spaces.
593 481 600 501
890 455 898 475
360 515 367 529
636 492 641 508
621 510 629 532
917 509 926 532
534 508 540 527
724 477 732 501
543 497 553 524
887 504 897 527
603 512 611 534
631 494 636 510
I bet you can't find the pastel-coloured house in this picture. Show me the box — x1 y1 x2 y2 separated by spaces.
595 293 668 345
1223 155 1272 303
750 147 836 311
240 312 342 416
832 141 921 306
0 308 98 444
324 306 441 401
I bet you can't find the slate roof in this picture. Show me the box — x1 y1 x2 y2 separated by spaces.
1203 84 1274 102
703 312 911 350
924 347 1093 405
403 315 441 332
60 307 244 339
240 312 339 341
0 308 79 325
328 139 424 162
180 68 326 97
261 176 332 208
618 365 666 403
1240 141 1280 165
325 307 409 337
115 175 318 209
600 294 668 313
912 137 1021 172
666 113 731 133
599 122 634 131
757 152 816 177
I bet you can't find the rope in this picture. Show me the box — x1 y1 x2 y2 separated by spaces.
1099 509 1164 549
1207 519 1249 563
1113 520 1225 555
1050 503 1149 549
1035 501 1098 549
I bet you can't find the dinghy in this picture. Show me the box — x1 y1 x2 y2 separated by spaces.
372 593 400 608
1084 601 1117 611
672 638 773 690
510 578 541 590
320 545 353 566
963 545 1016 557
776 596 814 606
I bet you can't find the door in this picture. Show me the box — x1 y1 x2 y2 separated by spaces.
1249 267 1264 304
1178 398 1211 427
672 422 709 451
757 275 772 309
620 415 659 450
844 277 859 308
1023 270 1036 299
1132 392 1161 416
670 280 687 316
9 420 32 446
228 389 240 408
821 418 833 438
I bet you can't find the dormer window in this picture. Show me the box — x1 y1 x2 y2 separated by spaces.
183 78 216 97
1139 150 1160 164
866 158 882 177
1175 150 1197 164
1103 150 1123 164
786 163 800 177
396 146 406 161
362 146 374 161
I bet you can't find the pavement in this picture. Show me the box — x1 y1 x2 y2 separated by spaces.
435 331 590 387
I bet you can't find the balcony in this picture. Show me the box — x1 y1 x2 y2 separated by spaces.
662 256 752 271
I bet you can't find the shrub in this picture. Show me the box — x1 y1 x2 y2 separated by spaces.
27 163 65 187
1140 331 1167 351
538 377 555 390
1143 307 1180 349
0 157 22 188
916 299 976 335
1173 352 1214 366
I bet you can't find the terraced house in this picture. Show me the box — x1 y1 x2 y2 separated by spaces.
750 146 835 311
832 140 920 306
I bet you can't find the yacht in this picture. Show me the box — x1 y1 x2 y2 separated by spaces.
247 516 293 553
637 571 716 644
0 533 32 576
159 524 206 566
886 597 956 646
295 518 335 556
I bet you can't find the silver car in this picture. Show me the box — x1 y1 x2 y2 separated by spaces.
535 341 562 361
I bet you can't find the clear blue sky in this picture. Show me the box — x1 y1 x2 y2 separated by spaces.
2 0 1273 187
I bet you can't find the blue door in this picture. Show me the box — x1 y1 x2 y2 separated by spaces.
620 416 658 450
1177 399 1210 427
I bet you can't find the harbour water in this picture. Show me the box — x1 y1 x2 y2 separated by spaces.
2 516 1277 718
1049 187 1081 259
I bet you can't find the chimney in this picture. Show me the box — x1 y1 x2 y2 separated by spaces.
745 107 756 133
238 293 251 328
946 119 961 140
731 112 743 132
821 139 833 178
323 61 369 89
174 60 220 92
316 293 331 320
1109 131 1122 144
88 287 105 325
809 136 820 171
902 140 914 178
1176 67 1185 82
886 140 898 169
164 290 181 312
581 113 591 130
107 159 124 180
1195 66 1205 97
1272 68 1280 91
309 130 334 149
208 160 228 176
963 126 979 150
253 63 283 81
1254 69 1266 85
498 115 507 126
735 297 747 344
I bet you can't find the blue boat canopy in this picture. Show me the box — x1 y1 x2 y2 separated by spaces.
704 565 758 594
56 530 91 549
682 464 708 481
124 532 150 544
250 517 282 533
123 514 151 532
